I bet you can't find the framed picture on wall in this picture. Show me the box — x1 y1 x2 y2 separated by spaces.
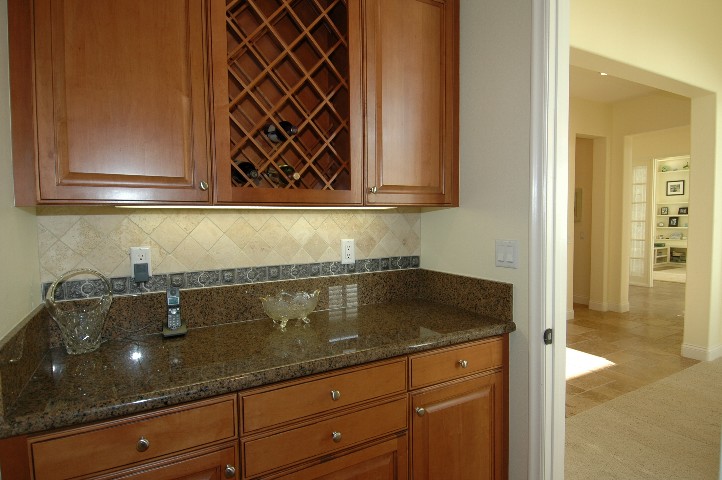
679 207 688 214
669 216 679 227
660 207 669 215
666 180 685 196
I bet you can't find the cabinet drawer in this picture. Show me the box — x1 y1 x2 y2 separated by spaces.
409 338 503 389
30 395 237 480
243 359 407 433
243 396 407 478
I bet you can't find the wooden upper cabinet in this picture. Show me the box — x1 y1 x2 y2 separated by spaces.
10 0 213 204
210 0 364 205
363 0 459 206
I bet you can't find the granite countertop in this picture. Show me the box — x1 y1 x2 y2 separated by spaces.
0 300 514 438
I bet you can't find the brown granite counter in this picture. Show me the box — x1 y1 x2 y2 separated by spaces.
0 270 515 439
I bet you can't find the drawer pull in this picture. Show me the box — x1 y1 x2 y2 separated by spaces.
458 359 469 368
415 407 426 417
331 431 342 443
330 389 341 401
224 464 236 478
136 436 150 452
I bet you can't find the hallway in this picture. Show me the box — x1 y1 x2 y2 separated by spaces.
566 281 698 417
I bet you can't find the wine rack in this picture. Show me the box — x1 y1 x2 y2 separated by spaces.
224 0 352 193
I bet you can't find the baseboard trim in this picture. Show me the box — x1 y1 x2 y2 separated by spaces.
681 343 722 361
588 301 607 312
608 302 630 313
572 295 589 305
567 308 574 320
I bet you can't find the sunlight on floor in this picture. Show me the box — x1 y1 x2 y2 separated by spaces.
566 348 615 380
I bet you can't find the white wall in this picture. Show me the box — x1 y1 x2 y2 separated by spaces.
568 98 612 314
421 0 531 478
0 0 41 340
571 0 722 360
573 138 593 304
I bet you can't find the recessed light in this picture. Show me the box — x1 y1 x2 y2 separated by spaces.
600 72 608 76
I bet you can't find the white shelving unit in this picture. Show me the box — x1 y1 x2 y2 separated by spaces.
654 156 689 266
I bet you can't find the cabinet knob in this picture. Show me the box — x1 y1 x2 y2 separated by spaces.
415 407 426 417
136 436 150 452
368 186 377 194
224 464 236 478
331 431 342 443
199 180 209 191
331 389 341 401
458 359 468 368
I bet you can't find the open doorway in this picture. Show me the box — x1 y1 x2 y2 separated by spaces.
567 66 694 412
563 66 720 477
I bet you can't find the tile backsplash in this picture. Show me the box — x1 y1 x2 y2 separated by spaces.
36 207 421 284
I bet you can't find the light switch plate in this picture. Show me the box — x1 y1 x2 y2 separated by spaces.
495 240 519 269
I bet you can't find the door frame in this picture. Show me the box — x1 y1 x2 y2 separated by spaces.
529 0 569 479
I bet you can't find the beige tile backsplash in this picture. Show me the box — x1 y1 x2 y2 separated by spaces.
36 207 421 283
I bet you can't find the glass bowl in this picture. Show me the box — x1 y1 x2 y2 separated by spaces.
260 290 320 328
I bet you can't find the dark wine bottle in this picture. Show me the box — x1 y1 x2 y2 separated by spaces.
231 161 259 184
279 164 301 181
264 121 298 143
265 164 300 186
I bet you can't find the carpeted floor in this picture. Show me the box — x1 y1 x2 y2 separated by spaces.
566 357 722 479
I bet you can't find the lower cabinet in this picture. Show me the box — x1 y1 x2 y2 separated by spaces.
269 434 408 480
15 337 508 480
92 444 238 480
410 373 505 480
27 395 238 480
408 337 508 480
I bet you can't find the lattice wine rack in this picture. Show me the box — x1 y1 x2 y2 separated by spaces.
224 0 351 192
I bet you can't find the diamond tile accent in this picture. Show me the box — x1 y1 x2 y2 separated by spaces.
36 209 420 286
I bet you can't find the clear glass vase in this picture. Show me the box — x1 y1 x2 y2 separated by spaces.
45 269 113 355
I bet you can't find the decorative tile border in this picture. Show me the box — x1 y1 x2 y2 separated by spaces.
43 256 421 300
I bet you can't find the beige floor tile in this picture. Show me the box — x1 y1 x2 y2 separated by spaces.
566 281 698 417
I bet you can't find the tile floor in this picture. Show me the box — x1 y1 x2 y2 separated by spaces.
566 280 698 417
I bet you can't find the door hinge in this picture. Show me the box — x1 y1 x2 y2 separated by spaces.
543 328 553 345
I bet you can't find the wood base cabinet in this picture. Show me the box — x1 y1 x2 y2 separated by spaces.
269 434 407 480
409 338 508 480
411 373 504 480
5 338 507 480
27 395 238 480
91 444 238 480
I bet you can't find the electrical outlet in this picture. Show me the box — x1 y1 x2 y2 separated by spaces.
130 247 152 282
341 239 355 265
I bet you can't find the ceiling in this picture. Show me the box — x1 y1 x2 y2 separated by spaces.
569 65 662 103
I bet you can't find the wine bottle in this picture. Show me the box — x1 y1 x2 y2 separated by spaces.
266 165 300 186
280 164 301 181
264 121 298 143
231 161 259 184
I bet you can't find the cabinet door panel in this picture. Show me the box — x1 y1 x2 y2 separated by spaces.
411 372 504 480
364 0 458 206
33 0 212 203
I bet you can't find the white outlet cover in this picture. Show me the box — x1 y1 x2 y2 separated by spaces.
341 239 355 264
130 247 152 276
